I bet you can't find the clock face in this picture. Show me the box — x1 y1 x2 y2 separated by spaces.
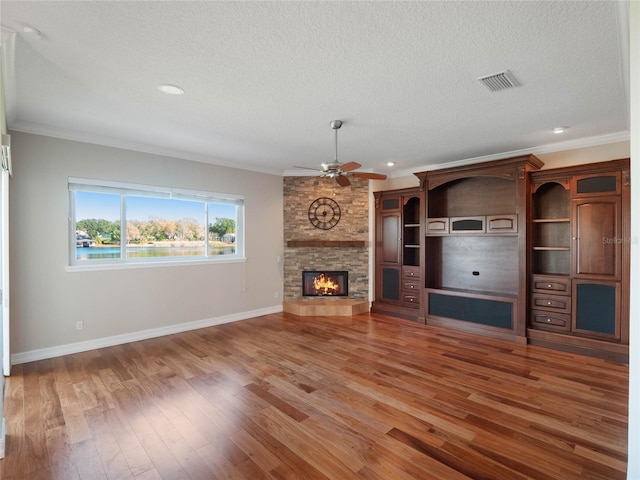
308 197 341 230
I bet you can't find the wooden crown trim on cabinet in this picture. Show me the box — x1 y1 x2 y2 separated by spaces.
421 154 544 190
530 158 630 193
531 157 629 180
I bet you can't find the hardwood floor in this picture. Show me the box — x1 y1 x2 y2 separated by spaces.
0 312 628 479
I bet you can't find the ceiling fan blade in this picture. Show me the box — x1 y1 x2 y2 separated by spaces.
336 175 351 186
352 172 388 180
339 161 361 172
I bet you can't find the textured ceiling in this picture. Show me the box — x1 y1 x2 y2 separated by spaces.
0 1 630 177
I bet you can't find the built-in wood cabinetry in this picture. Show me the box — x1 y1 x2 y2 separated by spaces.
414 155 543 342
528 159 630 362
373 155 630 362
371 188 423 321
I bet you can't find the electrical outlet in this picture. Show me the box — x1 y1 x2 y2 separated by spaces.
76 321 84 331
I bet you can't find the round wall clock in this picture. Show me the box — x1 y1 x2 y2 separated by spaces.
308 197 341 230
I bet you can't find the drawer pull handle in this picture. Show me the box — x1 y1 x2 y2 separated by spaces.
547 318 551 322
547 301 552 305
547 284 552 288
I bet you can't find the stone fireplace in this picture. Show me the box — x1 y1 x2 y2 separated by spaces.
282 176 369 315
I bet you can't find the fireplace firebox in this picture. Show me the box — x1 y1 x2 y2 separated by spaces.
302 271 348 296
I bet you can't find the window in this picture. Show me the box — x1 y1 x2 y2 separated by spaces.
69 178 244 267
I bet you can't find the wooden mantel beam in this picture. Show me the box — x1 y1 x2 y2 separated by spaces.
286 240 367 248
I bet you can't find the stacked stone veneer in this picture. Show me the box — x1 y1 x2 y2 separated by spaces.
283 176 369 301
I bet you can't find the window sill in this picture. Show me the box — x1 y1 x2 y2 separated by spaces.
65 256 247 273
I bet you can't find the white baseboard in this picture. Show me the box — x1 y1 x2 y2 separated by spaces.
11 305 283 365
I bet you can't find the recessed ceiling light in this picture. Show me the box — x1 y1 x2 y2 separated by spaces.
386 161 395 167
158 84 184 95
553 126 568 134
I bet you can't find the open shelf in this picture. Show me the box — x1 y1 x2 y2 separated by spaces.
425 235 519 297
402 197 421 268
531 182 571 276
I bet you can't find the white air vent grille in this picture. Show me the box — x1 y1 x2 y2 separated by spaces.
478 70 519 92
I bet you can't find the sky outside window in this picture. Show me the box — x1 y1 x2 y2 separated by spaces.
75 191 237 222
75 191 120 221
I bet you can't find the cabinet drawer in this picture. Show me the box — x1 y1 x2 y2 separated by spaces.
530 293 571 313
486 214 517 234
427 217 449 234
530 310 571 332
403 280 420 292
401 293 420 305
531 276 571 295
403 267 420 279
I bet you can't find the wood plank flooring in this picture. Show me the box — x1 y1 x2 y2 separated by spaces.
0 312 629 479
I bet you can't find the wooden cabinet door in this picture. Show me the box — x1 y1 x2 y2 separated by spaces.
381 213 401 265
381 267 401 302
573 196 621 280
572 280 620 340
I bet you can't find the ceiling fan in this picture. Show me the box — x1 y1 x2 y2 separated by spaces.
298 120 388 186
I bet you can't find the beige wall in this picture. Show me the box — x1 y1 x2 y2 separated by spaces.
9 131 283 360
536 141 630 169
0 63 5 135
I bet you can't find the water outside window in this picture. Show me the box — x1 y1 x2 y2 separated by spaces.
74 190 238 261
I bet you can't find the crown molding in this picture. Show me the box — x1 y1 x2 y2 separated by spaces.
9 119 629 180
390 131 631 178
9 120 284 176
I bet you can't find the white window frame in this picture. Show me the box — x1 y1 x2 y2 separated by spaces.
67 177 245 271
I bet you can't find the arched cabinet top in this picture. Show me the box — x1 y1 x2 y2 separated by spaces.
416 154 543 191
531 178 571 194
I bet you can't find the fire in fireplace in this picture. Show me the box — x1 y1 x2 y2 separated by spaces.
302 271 348 296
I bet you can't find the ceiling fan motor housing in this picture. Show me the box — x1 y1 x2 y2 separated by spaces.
313 120 387 186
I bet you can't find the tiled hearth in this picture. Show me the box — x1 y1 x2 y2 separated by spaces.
283 299 369 316
283 176 370 316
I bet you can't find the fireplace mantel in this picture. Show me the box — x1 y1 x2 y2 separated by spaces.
286 240 366 248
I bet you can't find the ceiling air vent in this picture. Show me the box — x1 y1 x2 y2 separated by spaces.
478 70 519 92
